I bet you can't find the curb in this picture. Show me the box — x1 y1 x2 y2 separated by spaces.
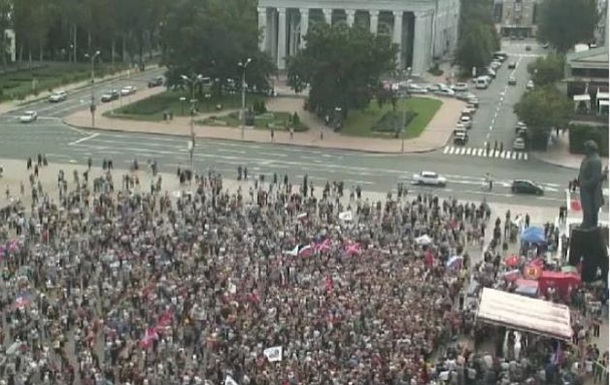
62 120 447 155
530 152 579 171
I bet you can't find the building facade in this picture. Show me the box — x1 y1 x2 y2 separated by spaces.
257 0 460 75
492 0 540 38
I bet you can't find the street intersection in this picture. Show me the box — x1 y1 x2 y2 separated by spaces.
0 46 577 209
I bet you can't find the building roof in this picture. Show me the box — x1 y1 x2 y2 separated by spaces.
567 46 609 69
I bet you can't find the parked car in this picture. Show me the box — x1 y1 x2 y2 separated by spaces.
412 171 447 187
121 85 137 96
456 92 476 102
453 129 469 145
508 76 517 85
485 68 496 78
148 76 164 88
459 115 472 129
467 96 479 108
526 80 534 90
20 110 38 123
452 82 469 92
436 88 455 97
513 137 526 151
525 45 531 51
407 84 428 94
508 62 517 70
48 90 67 102
490 61 502 70
101 90 120 102
461 106 476 116
542 42 550 49
511 180 544 195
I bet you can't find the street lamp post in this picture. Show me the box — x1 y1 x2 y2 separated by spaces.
180 74 203 172
238 58 252 139
84 50 101 128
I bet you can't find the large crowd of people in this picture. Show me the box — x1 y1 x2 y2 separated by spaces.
0 159 495 385
0 158 606 385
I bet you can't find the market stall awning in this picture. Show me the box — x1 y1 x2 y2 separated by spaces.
476 288 572 340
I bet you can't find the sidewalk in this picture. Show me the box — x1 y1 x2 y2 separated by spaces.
64 90 465 154
0 64 160 115
530 132 607 170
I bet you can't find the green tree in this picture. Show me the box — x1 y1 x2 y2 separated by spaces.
0 0 11 69
514 86 572 149
537 0 599 53
287 23 397 119
162 0 274 97
526 54 565 86
455 0 500 74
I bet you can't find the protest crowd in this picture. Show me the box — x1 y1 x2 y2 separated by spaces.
0 157 499 385
1 156 608 385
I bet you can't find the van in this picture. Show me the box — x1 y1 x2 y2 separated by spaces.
475 76 490 89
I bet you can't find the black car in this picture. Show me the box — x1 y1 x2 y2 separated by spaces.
507 62 517 70
148 76 164 88
100 90 120 103
511 180 544 195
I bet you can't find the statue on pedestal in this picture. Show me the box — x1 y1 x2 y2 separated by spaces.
578 140 605 229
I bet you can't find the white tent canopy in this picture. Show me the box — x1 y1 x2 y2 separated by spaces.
476 288 572 340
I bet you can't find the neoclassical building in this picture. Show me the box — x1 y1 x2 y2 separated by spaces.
257 0 460 75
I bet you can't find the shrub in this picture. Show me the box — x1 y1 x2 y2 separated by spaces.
291 112 300 126
569 124 609 156
428 63 444 76
253 100 267 114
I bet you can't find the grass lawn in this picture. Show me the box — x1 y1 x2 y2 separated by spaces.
108 90 267 122
0 62 126 102
199 111 309 131
342 97 442 138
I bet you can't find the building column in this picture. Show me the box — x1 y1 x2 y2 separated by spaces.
289 13 298 56
277 8 287 70
346 10 355 27
393 11 403 69
412 11 429 76
323 9 332 24
369 10 379 34
300 8 309 48
269 10 277 62
258 7 267 52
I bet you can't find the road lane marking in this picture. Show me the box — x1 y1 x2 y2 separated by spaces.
69 133 100 145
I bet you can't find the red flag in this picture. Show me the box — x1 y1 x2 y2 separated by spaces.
324 276 334 292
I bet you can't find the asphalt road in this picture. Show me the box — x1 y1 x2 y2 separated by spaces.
0 119 577 208
468 39 544 149
3 67 165 121
0 53 584 209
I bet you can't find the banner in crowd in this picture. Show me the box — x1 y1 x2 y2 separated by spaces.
263 346 283 362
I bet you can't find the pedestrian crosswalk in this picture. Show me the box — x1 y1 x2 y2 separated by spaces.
442 146 529 160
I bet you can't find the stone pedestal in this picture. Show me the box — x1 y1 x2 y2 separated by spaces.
568 226 609 283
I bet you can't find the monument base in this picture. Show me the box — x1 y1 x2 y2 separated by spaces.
568 226 609 283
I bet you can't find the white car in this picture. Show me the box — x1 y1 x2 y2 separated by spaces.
436 88 455 97
513 137 526 151
412 171 447 187
407 84 428 94
121 86 137 96
526 80 534 90
462 106 476 116
48 90 67 102
452 82 469 92
459 115 472 129
20 111 38 123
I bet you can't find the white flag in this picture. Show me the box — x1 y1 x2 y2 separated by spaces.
263 346 283 362
338 211 353 221
224 375 238 385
